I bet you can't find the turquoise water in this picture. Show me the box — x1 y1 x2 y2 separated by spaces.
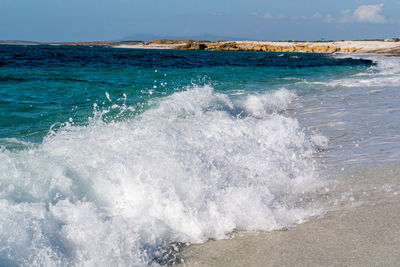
0 46 371 144
1 45 400 266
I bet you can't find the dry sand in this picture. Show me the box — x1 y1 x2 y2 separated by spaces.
179 165 400 266
113 44 180 49
235 40 400 51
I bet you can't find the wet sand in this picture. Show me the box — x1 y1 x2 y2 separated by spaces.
180 165 400 266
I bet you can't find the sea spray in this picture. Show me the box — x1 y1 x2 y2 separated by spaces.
0 86 326 266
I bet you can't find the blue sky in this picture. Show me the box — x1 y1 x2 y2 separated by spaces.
0 0 399 41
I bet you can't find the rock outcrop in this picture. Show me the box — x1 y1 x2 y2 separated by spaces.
174 41 363 53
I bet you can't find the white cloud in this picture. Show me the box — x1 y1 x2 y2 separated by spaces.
314 3 388 24
313 12 334 23
262 13 286 19
324 14 334 23
353 4 387 23
211 11 223 16
251 11 288 20
313 12 322 19
263 13 273 19
292 15 307 21
276 14 286 19
338 9 353 23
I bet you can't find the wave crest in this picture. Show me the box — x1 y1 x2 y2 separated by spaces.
0 86 325 265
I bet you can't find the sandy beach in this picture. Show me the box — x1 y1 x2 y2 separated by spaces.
234 40 400 50
113 44 178 50
179 165 400 266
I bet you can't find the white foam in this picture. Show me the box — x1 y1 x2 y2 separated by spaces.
0 86 325 265
309 55 400 88
243 88 296 118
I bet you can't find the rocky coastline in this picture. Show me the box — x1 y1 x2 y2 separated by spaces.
175 41 356 53
173 40 400 56
2 39 400 56
119 39 400 56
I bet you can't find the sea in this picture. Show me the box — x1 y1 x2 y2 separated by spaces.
0 45 399 266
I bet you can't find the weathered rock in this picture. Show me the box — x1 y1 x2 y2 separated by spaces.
174 41 358 54
176 42 208 50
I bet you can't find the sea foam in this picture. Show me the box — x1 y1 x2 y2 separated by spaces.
311 55 400 88
0 86 325 266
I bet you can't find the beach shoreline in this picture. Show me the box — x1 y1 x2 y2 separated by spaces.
112 40 400 56
2 40 399 56
179 164 400 266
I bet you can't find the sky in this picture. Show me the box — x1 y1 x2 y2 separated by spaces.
0 0 399 42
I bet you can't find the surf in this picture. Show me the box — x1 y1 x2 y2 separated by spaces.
0 86 326 265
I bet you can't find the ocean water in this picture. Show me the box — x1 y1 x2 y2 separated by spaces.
0 45 399 266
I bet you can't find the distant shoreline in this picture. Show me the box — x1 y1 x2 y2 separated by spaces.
1 39 400 56
115 40 400 56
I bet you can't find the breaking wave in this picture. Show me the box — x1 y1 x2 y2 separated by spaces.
0 86 326 266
